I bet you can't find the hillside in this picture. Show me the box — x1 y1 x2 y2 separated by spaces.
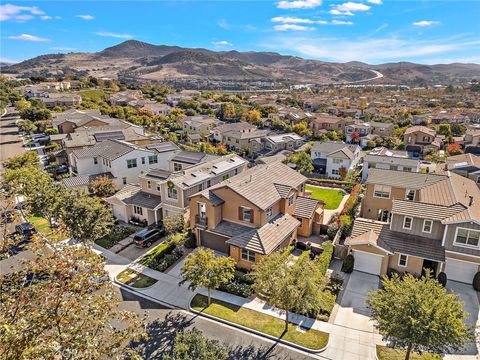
3 40 479 86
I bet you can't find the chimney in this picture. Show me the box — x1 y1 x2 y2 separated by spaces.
469 196 474 207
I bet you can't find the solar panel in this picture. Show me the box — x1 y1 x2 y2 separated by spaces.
93 131 125 142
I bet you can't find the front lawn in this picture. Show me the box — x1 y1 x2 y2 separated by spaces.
377 346 441 360
137 242 184 272
305 186 344 210
191 294 329 350
27 216 68 242
95 225 135 249
116 268 157 288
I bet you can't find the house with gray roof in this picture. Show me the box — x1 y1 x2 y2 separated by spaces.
362 147 420 181
188 162 324 269
310 141 361 178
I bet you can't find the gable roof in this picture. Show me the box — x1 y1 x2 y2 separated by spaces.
311 141 359 157
72 139 152 161
294 196 323 218
404 125 436 136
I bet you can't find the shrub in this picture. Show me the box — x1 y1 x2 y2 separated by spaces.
339 215 353 239
183 231 197 248
163 214 185 234
219 281 253 298
341 254 354 273
318 241 334 276
473 272 480 291
437 272 447 287
327 222 339 239
154 247 184 272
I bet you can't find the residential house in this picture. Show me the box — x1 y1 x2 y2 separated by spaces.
346 168 480 283
362 147 420 181
108 90 143 107
180 115 223 135
440 153 480 186
403 126 441 157
145 142 181 170
211 122 257 143
189 162 324 269
141 101 173 116
275 107 314 124
42 93 82 109
168 150 218 172
69 139 161 189
106 154 248 224
367 121 395 137
221 128 269 152
250 133 305 156
310 141 361 178
53 109 135 134
345 122 373 148
464 129 480 155
310 114 354 136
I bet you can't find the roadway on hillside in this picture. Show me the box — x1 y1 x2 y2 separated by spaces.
0 107 23 175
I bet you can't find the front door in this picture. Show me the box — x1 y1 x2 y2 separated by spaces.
422 259 438 278
198 202 206 219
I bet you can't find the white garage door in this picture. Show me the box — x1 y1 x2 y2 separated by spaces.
352 250 383 275
445 258 478 284
112 205 127 223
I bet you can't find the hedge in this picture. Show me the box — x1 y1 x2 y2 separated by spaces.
318 241 334 276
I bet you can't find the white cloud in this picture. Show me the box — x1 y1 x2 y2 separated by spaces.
331 20 353 25
330 2 370 16
271 16 315 24
375 23 388 32
211 40 233 46
51 47 76 51
413 20 440 27
40 15 52 20
367 0 383 4
8 34 49 42
0 4 44 21
263 35 480 63
329 9 354 16
217 19 231 30
76 14 94 21
95 32 133 39
277 0 322 10
274 24 315 31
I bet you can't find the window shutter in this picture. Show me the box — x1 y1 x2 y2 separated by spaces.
250 209 254 223
238 207 243 221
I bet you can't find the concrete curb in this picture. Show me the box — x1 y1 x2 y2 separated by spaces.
189 305 330 354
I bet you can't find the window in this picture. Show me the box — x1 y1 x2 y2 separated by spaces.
403 216 413 230
377 209 391 223
141 157 145 165
234 168 238 175
156 183 161 192
333 158 342 164
332 169 340 175
122 177 127 185
134 206 143 215
390 165 398 171
93 157 98 165
174 163 182 171
405 189 415 201
222 174 229 181
423 219 433 233
266 207 273 219
241 249 256 263
198 183 204 192
127 159 137 168
242 208 252 222
167 187 178 200
398 254 408 267
477 177 480 184
148 155 158 164
288 195 294 206
454 228 480 247
403 167 412 172
147 180 151 189
373 185 391 199
206 180 211 188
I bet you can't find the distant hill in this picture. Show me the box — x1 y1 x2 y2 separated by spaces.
3 40 480 85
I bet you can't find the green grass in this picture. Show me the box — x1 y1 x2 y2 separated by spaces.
78 89 107 102
137 242 170 267
376 346 442 360
116 268 157 288
191 294 329 350
27 216 68 242
95 226 135 249
305 185 345 210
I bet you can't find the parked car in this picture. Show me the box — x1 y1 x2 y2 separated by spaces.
15 222 36 239
55 164 69 175
309 246 323 260
29 134 50 143
133 227 164 247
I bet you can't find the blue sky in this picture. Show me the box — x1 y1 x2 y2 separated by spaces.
1 1 479 64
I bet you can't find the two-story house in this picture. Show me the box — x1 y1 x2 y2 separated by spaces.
180 115 223 135
250 133 305 156
310 114 354 137
211 122 257 143
310 141 361 178
362 147 421 181
106 154 248 224
68 139 161 189
403 126 441 157
53 109 135 134
188 162 324 269
221 128 269 152
348 168 480 283
441 153 480 187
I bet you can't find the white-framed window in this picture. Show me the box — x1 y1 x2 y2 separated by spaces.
147 180 151 189
198 183 204 192
174 163 182 171
377 209 390 223
134 205 143 215
403 216 413 230
127 159 137 168
93 157 98 165
141 157 146 165
167 187 178 200
405 189 415 201
241 249 256 263
242 207 252 222
332 169 340 175
333 158 342 164
373 185 391 199
266 207 273 219
156 183 161 192
288 195 294 206
454 227 480 248
398 254 408 267
148 155 158 164
423 219 433 233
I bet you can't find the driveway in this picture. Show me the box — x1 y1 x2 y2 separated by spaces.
117 236 167 261
444 281 479 359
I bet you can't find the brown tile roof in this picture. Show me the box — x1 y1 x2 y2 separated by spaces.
294 196 323 219
404 125 436 136
366 168 447 189
392 200 466 221
226 214 300 254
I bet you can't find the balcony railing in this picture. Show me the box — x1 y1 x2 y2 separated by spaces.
195 215 208 229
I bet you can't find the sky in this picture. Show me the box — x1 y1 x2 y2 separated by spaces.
1 1 479 65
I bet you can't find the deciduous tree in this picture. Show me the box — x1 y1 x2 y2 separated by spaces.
164 329 228 360
3 152 39 170
88 175 117 197
179 248 235 305
367 272 473 360
288 151 313 173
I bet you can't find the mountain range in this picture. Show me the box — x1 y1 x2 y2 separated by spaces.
3 40 480 86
